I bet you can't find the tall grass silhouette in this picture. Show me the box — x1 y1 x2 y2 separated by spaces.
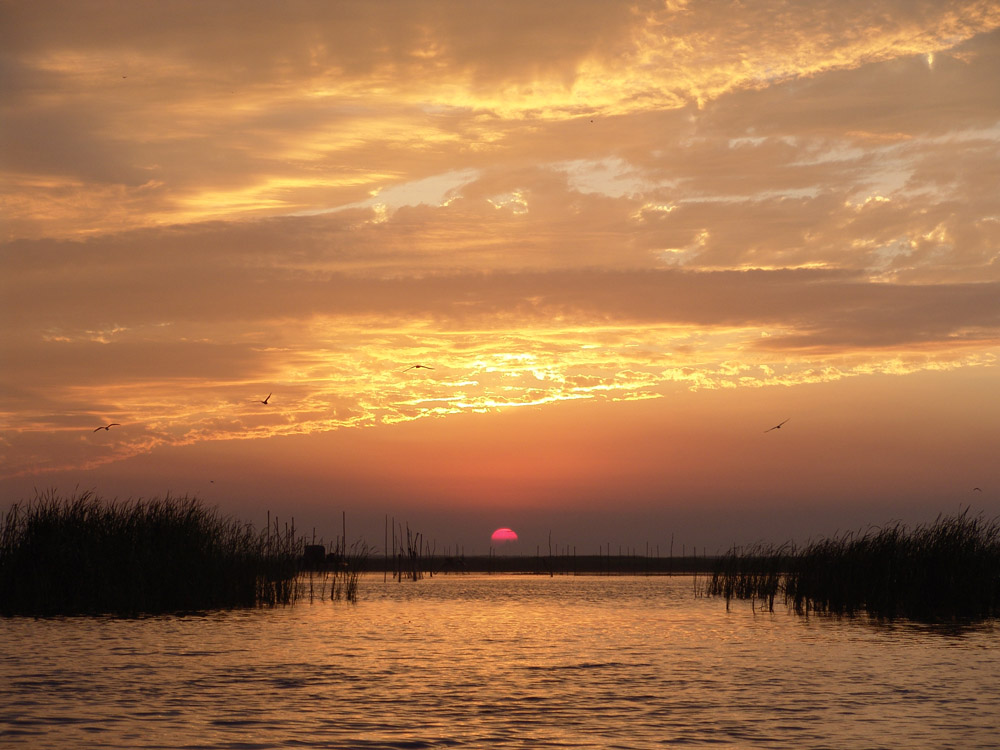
708 511 1000 621
0 491 300 616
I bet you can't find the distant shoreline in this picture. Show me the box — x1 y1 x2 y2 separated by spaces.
324 554 722 576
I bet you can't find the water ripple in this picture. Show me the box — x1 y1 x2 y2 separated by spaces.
2 576 999 749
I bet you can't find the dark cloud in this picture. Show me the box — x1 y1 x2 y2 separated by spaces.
0 339 270 389
698 29 1000 139
0 0 641 86
4 217 998 354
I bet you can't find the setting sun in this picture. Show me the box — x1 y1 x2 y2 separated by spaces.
491 528 519 544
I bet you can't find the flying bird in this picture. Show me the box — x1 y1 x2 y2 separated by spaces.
260 393 271 404
94 423 120 432
402 365 434 371
973 487 982 492
764 418 790 433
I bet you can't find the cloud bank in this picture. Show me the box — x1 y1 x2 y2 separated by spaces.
1 1 998 481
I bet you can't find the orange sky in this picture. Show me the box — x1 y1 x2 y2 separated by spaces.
2 1 999 553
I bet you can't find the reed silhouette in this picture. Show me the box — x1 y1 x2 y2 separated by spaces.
300 537 370 603
708 510 1000 621
391 521 430 581
0 491 301 616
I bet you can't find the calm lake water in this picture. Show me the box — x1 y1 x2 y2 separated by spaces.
2 575 998 749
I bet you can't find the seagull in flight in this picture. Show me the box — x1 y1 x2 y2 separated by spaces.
94 423 120 432
402 365 434 372
260 393 272 405
764 418 790 433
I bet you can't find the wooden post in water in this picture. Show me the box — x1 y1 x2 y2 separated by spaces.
693 546 698 593
548 531 553 578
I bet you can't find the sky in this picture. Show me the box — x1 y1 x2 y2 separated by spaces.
2 0 999 555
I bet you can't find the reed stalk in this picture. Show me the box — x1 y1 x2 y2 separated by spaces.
328 537 369 603
708 510 1000 622
0 491 301 616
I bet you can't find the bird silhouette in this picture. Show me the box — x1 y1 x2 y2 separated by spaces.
260 393 271 404
973 487 982 492
402 365 434 372
764 418 790 433
94 423 120 432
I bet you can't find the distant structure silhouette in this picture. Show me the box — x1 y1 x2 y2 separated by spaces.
93 423 120 432
764 418 790 433
402 365 434 371
260 393 271 404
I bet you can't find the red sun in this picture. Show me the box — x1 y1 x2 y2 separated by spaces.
490 527 518 543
